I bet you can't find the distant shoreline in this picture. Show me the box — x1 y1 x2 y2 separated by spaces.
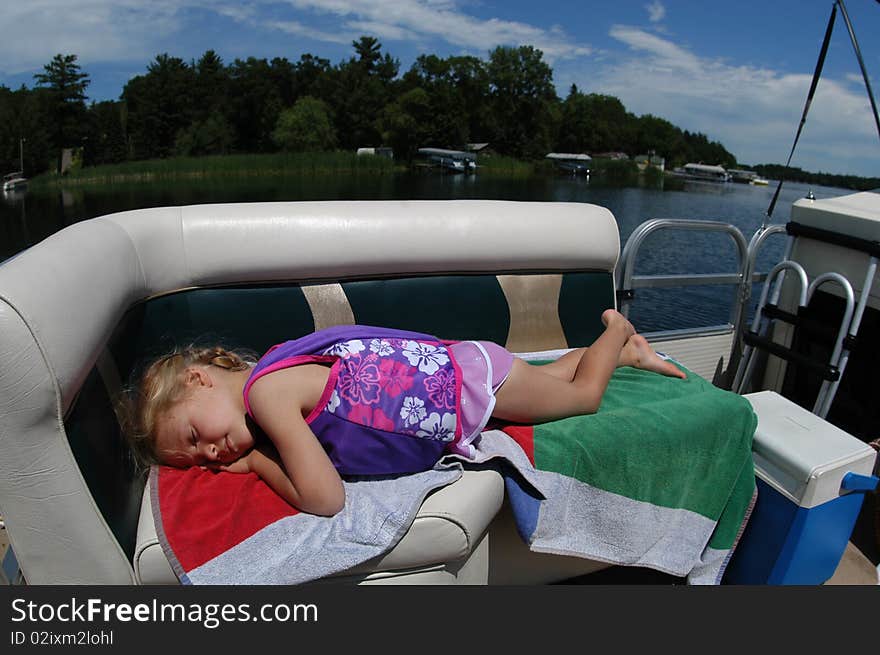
28 152 664 188
27 151 876 192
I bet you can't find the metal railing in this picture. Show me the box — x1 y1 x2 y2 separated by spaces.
616 219 750 330
615 219 790 383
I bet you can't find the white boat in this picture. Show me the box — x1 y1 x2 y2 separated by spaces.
729 169 770 185
0 190 877 587
0 4 877 590
545 152 591 174
670 162 731 182
2 172 27 192
416 147 477 172
356 146 394 159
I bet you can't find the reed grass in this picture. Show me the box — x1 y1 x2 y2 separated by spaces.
476 154 536 176
30 151 400 188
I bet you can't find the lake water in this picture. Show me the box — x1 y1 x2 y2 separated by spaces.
0 172 854 332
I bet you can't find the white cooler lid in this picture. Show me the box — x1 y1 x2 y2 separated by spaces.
745 391 877 508
790 191 880 242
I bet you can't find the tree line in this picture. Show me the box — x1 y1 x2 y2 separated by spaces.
752 163 878 193
2 38 869 189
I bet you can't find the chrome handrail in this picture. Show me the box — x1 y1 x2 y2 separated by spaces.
807 272 855 417
743 223 790 307
732 260 810 394
616 219 750 333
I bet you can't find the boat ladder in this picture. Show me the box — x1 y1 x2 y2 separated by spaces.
731 221 880 419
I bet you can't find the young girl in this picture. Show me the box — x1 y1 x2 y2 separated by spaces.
124 309 685 517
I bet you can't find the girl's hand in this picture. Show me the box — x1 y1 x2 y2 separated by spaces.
205 450 256 474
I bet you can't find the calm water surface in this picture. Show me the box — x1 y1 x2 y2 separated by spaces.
0 172 853 332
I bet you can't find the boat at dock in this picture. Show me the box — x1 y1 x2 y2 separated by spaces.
416 147 477 172
2 172 27 193
729 168 770 185
669 162 731 183
545 152 591 174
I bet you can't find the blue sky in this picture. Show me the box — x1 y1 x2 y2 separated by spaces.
1 1 878 177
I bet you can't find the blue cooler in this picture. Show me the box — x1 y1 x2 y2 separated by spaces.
724 391 878 584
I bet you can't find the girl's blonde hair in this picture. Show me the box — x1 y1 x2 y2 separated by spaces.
119 345 254 467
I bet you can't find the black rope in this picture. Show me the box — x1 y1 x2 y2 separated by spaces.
837 0 880 142
765 2 837 223
766 0 880 223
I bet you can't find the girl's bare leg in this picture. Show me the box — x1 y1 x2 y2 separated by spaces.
535 347 587 381
539 327 686 383
493 310 631 423
618 335 686 379
493 310 685 424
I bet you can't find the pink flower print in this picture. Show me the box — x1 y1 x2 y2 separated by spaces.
378 357 414 397
424 368 456 409
371 408 394 431
348 404 395 431
337 355 381 405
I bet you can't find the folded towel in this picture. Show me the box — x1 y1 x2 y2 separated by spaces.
476 365 757 584
152 464 461 584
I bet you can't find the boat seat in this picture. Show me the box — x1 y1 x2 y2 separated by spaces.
0 200 620 584
135 467 505 584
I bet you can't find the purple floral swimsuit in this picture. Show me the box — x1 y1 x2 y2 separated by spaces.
243 325 513 475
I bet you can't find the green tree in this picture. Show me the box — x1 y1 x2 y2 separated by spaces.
82 100 127 166
272 96 336 151
192 50 229 124
400 54 489 150
175 114 235 156
122 54 195 159
33 54 90 172
633 114 683 159
295 54 333 102
0 85 52 175
447 56 491 144
486 45 557 158
227 57 284 152
329 37 399 149
380 87 434 159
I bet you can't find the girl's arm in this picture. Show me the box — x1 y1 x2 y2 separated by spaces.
219 446 318 510
244 372 345 516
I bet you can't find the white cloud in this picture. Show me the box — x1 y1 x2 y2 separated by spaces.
645 1 666 23
0 0 594 78
275 0 593 60
589 26 877 175
0 0 243 74
344 21 420 42
264 20 353 45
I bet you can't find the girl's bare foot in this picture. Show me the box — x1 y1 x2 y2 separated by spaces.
620 335 686 379
601 308 635 338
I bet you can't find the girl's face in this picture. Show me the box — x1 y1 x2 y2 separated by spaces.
154 368 255 468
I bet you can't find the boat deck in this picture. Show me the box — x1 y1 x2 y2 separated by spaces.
562 541 878 585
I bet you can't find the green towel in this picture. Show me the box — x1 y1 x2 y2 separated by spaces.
489 363 758 583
